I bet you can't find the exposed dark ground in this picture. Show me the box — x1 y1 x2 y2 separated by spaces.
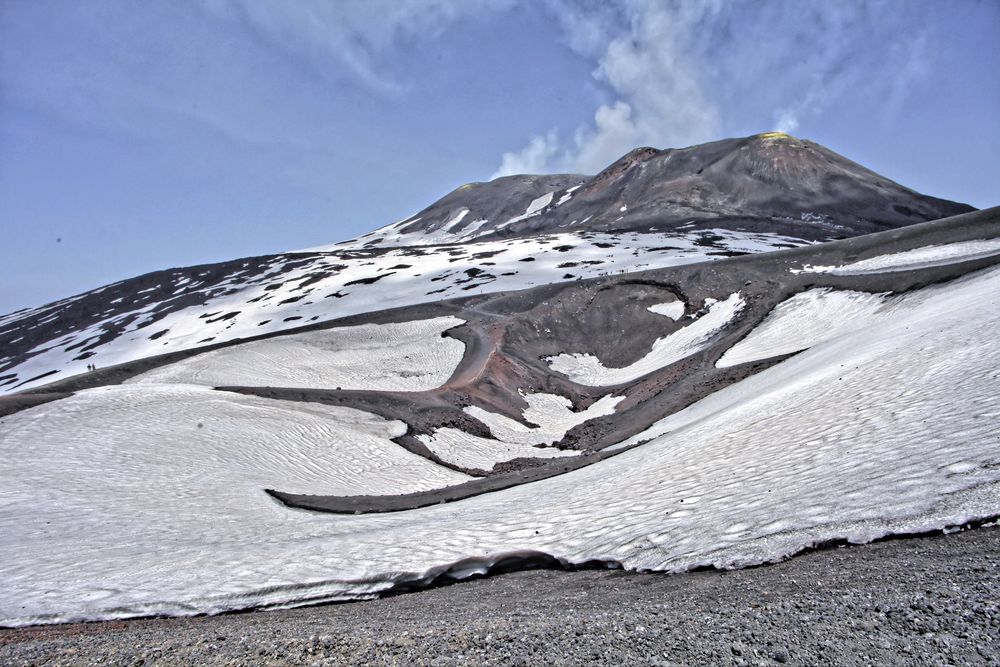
3 526 998 666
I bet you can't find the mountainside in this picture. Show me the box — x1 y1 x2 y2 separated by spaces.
0 134 972 395
351 132 973 247
1 135 998 628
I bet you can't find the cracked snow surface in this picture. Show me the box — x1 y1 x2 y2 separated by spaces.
3 265 999 626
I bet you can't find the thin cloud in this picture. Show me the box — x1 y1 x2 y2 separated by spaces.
204 0 514 95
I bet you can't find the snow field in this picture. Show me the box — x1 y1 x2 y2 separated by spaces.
547 293 745 385
128 316 465 390
3 267 1000 625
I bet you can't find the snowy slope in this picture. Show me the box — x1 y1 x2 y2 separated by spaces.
1 228 807 395
716 289 892 368
0 140 993 629
796 238 1000 275
3 264 999 626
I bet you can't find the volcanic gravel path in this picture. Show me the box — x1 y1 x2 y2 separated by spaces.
3 527 998 666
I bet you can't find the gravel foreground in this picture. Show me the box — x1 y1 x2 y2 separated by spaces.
2 527 998 666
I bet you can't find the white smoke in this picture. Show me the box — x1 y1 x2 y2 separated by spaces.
492 131 560 178
494 0 936 176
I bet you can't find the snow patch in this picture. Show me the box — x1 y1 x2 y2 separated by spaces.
437 209 470 234
418 392 622 470
648 301 685 321
418 429 577 472
466 393 623 446
554 184 582 207
795 239 1000 275
496 192 555 230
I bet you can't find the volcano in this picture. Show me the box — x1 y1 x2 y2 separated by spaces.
354 132 972 247
1 135 998 627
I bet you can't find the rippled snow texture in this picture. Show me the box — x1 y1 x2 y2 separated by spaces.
548 293 745 385
3 268 1000 626
417 429 578 472
797 238 1000 275
128 317 465 390
716 289 890 368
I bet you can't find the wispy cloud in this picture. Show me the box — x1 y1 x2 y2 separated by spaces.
204 0 514 95
0 1 512 150
495 0 938 176
0 0 949 183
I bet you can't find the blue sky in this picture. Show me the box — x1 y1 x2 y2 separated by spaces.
1 0 998 314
